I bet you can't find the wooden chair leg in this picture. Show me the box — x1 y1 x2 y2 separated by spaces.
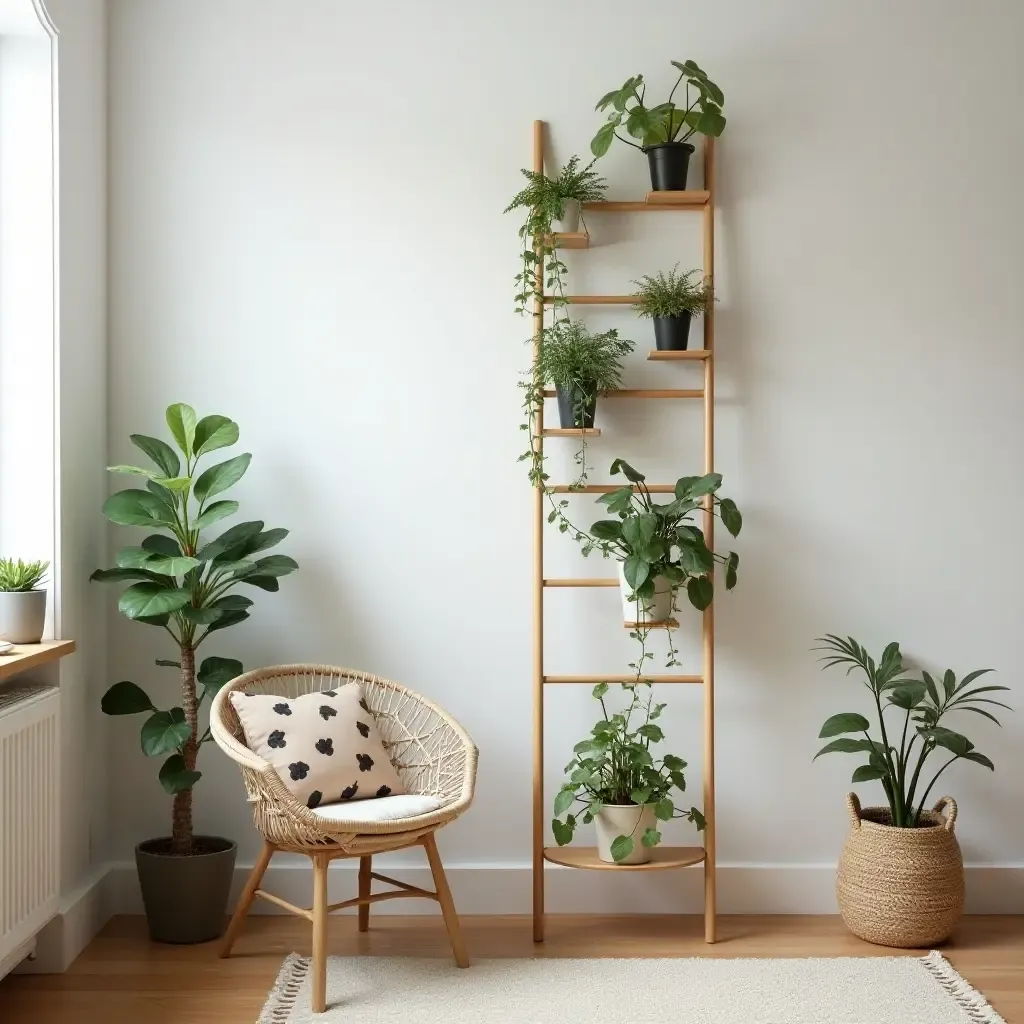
422 832 469 968
358 855 372 933
219 840 275 958
311 853 330 1013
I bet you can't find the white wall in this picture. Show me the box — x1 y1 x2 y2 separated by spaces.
105 0 1024 913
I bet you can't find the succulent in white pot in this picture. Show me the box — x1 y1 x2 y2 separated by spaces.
0 558 49 644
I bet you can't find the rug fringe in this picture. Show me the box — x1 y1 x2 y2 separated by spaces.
920 951 1007 1024
258 952 311 1024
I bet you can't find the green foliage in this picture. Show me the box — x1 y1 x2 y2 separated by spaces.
551 681 705 862
0 558 49 592
632 265 713 320
591 59 726 158
520 320 635 488
94 404 297 854
813 635 1011 827
505 155 607 317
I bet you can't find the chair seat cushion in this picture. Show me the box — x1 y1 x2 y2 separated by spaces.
312 793 443 824
229 683 405 809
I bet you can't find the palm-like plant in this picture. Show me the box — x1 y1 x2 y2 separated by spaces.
813 635 1011 827
93 404 297 855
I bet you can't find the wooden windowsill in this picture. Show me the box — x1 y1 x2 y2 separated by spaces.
0 640 77 683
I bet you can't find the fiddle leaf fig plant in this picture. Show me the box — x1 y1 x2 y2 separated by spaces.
813 635 1011 827
94 404 298 856
552 681 706 862
592 59 726 157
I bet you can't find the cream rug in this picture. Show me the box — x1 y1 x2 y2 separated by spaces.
258 952 1005 1023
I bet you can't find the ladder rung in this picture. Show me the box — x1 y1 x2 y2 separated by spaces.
542 295 637 305
543 674 703 684
541 389 703 400
543 578 617 587
541 428 601 437
550 484 675 494
648 350 711 361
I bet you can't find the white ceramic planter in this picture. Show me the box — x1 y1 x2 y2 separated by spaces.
0 590 47 644
618 562 672 624
595 803 658 864
551 199 581 234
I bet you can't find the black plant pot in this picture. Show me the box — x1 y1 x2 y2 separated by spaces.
555 386 597 429
653 313 693 351
645 142 695 191
135 836 237 943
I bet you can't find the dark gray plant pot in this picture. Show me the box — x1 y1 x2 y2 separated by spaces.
135 836 237 943
653 313 693 351
0 590 47 643
555 385 597 429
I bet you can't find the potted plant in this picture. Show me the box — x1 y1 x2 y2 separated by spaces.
92 403 298 944
0 558 49 644
552 680 705 863
591 59 726 191
505 155 607 316
589 459 740 624
632 265 713 352
813 634 1011 947
538 318 634 430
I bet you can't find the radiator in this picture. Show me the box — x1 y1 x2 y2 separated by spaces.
0 683 59 971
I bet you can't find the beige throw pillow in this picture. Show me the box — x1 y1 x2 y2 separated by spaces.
229 683 404 809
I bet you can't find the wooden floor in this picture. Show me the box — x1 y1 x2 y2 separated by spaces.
1 914 1021 1023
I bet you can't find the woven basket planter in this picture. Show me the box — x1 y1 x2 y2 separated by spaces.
837 792 964 948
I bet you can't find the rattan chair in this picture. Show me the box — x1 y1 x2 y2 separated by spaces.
211 664 477 1013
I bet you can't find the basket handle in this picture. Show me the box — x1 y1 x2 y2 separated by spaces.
933 796 958 832
845 792 862 829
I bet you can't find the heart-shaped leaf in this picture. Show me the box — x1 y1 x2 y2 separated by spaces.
719 497 742 537
117 583 191 620
141 708 192 757
686 575 713 610
553 788 574 817
158 753 201 795
609 834 634 862
101 680 155 716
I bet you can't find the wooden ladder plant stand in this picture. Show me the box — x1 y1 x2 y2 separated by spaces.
529 120 719 943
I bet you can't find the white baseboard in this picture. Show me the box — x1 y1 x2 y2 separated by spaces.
102 858 1024 917
15 864 116 974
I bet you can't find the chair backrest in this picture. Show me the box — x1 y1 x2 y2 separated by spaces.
213 664 472 801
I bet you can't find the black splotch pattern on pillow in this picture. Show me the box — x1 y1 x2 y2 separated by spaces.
230 683 405 807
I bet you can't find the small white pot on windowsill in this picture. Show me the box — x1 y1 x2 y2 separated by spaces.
0 590 47 644
618 562 672 625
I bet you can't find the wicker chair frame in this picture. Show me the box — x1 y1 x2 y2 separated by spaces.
211 664 478 1013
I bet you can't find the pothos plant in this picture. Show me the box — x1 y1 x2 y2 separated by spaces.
93 404 297 856
552 679 705 862
505 155 607 316
814 635 1010 828
520 319 634 488
592 59 726 157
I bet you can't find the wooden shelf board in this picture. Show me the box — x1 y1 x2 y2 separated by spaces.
542 389 703 399
0 640 76 683
541 428 601 437
550 484 675 494
648 350 711 361
544 845 706 871
544 674 703 684
624 618 679 630
582 191 710 212
548 232 590 250
543 295 637 305
543 578 618 587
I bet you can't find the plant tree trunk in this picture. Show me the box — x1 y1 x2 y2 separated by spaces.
171 644 197 856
